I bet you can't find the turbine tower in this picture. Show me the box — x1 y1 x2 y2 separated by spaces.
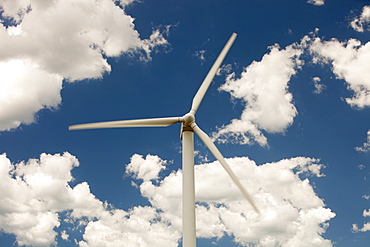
69 33 259 247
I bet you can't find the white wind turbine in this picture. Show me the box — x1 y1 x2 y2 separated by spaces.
69 33 260 247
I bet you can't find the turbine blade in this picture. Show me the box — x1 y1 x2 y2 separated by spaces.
191 123 260 214
69 117 183 130
191 33 237 114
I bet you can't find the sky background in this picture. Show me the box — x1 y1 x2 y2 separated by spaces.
1 0 370 246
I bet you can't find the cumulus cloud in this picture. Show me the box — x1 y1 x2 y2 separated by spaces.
0 152 104 246
307 0 325 6
123 154 335 247
0 59 62 130
0 152 180 247
215 32 370 147
79 206 181 247
213 43 303 146
355 129 370 152
353 223 370 232
0 0 168 131
210 32 370 146
0 152 335 246
309 37 370 108
125 154 167 181
350 6 370 32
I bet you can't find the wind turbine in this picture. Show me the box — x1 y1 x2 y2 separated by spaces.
69 33 259 247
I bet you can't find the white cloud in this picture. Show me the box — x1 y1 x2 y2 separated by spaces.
309 37 370 108
194 50 207 63
0 59 62 131
213 43 303 146
363 209 370 217
358 164 366 170
355 130 370 152
126 154 335 247
0 152 104 246
0 152 335 246
307 0 324 6
353 209 370 232
312 76 326 94
0 0 168 131
117 0 138 7
61 230 69 241
79 206 181 247
352 182 370 233
211 33 370 146
352 223 370 232
125 154 167 182
0 152 180 247
0 0 31 24
350 6 370 32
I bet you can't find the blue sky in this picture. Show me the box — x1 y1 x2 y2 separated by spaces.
1 0 370 246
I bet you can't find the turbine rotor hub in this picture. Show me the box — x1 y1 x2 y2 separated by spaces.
183 113 195 128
